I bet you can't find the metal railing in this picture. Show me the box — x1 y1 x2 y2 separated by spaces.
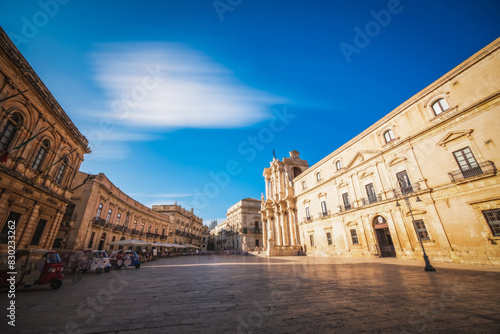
338 204 352 212
360 194 382 206
448 161 496 183
393 182 422 197
91 217 106 226
318 210 331 218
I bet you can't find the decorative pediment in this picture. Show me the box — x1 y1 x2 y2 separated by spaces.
388 156 407 167
302 199 310 204
346 221 358 226
317 192 327 198
337 180 349 188
345 150 382 170
359 170 374 179
404 209 426 217
437 130 473 147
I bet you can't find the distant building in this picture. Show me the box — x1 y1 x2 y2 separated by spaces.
226 198 262 251
207 219 218 231
60 172 173 253
153 203 203 248
0 28 90 251
262 37 500 265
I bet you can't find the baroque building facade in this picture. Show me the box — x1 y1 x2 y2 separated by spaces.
152 203 204 248
61 172 174 253
262 37 500 265
226 198 262 251
0 28 90 251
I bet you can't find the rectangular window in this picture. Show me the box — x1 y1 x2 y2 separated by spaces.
116 213 122 225
483 209 500 237
54 163 66 184
365 183 376 203
350 229 359 245
0 211 22 244
326 232 332 246
342 193 351 210
30 219 48 246
32 146 47 170
305 207 311 220
321 201 328 216
96 203 103 218
396 170 413 194
413 219 430 241
309 234 314 247
106 209 112 223
453 147 482 178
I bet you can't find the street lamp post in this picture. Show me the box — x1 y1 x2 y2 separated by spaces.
396 180 436 272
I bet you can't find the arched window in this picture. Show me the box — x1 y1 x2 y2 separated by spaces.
54 157 68 184
383 130 395 143
0 113 23 151
316 172 321 181
302 181 307 189
431 98 450 115
32 139 50 170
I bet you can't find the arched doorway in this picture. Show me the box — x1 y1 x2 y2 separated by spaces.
373 216 396 257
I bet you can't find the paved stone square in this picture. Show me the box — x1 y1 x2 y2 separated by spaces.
2 255 500 334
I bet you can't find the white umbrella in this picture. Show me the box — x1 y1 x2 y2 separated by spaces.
109 239 151 247
182 244 201 249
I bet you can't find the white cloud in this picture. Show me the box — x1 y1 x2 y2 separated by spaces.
91 43 286 129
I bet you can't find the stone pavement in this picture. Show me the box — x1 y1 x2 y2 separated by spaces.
2 255 500 334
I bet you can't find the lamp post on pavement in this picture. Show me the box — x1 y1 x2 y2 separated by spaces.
396 179 436 272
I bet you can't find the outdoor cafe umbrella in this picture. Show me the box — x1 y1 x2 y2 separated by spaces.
109 239 151 247
182 244 201 249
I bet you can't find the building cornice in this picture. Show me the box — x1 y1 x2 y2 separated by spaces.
295 37 500 181
0 27 90 153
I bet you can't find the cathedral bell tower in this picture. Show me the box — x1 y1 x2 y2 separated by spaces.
261 150 308 256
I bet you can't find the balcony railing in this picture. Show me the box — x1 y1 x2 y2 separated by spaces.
303 216 312 222
160 235 167 240
318 210 331 218
338 204 352 212
393 182 422 197
91 217 106 227
360 194 382 206
448 161 496 183
252 228 262 234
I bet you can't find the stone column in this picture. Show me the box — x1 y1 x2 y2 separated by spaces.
280 210 289 246
44 211 64 249
18 204 41 248
274 212 282 247
262 219 268 251
288 211 296 246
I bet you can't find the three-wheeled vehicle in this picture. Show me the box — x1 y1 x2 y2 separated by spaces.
0 249 64 290
62 249 111 273
110 250 141 269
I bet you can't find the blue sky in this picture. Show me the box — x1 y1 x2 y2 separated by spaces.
1 0 499 225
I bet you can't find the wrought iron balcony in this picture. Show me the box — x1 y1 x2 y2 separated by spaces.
91 217 106 227
131 229 139 235
393 182 422 197
318 210 331 218
448 161 496 183
160 235 167 240
252 228 262 234
361 194 382 206
338 204 352 212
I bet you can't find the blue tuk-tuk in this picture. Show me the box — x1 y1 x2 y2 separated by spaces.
110 250 141 269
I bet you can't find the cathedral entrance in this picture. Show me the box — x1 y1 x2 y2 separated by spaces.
373 216 396 257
